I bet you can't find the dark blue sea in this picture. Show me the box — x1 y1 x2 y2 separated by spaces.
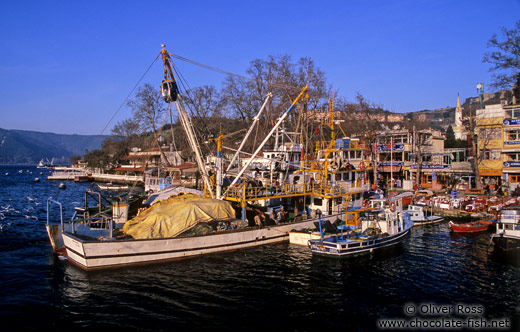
0 165 519 331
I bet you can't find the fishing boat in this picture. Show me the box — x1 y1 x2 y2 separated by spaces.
37 158 53 169
492 207 520 251
46 45 360 270
47 193 339 270
308 198 413 257
448 219 493 233
407 204 444 226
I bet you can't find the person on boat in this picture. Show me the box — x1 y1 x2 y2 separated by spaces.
254 209 265 228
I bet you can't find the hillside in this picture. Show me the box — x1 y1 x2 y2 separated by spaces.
0 128 106 165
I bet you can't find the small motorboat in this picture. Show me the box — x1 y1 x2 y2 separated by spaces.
449 219 494 233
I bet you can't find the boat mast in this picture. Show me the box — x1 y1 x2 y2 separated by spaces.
221 85 309 198
160 45 215 198
224 92 272 175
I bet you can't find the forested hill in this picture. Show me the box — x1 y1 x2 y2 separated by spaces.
0 128 106 165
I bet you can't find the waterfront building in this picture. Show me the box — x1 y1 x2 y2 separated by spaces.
474 90 520 192
375 129 450 190
501 103 520 191
374 127 478 191
475 104 504 190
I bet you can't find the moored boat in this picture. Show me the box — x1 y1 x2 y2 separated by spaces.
47 193 339 270
407 204 444 226
492 207 520 251
448 219 494 233
308 199 413 257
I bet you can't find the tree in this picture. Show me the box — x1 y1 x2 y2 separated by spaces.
111 118 141 139
445 126 456 148
185 85 225 118
127 83 171 165
483 20 520 96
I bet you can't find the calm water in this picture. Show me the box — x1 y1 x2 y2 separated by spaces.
0 165 519 331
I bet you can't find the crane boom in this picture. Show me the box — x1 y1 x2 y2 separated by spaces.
160 45 214 198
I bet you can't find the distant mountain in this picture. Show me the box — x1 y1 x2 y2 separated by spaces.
0 128 107 165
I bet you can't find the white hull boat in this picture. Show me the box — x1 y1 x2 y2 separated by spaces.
492 207 520 251
407 204 444 226
47 197 339 270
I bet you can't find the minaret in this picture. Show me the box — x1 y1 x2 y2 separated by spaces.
453 93 465 140
455 94 462 127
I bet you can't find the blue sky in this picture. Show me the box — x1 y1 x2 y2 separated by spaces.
1 0 519 135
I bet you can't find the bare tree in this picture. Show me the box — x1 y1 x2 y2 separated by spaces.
127 83 170 165
483 20 520 91
184 85 226 118
111 118 141 139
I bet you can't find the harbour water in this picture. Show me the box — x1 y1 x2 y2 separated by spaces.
0 165 519 331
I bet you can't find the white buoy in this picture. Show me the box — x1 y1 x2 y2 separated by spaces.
58 183 66 189
5 173 8 176
34 178 40 182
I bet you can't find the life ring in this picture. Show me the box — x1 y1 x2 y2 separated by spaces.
359 162 366 170
389 201 396 212
363 199 370 208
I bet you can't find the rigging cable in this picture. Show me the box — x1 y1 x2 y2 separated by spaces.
170 53 302 92
100 54 160 135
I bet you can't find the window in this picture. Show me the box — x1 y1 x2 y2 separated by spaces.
505 108 520 119
480 149 501 160
510 175 520 183
506 152 520 161
478 127 502 140
506 130 520 141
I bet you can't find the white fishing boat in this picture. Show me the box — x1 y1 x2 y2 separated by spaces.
492 207 520 251
406 204 444 226
47 194 339 270
308 198 413 257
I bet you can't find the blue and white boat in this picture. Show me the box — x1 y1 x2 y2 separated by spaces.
308 201 413 257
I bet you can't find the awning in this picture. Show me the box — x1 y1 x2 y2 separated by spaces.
479 169 502 176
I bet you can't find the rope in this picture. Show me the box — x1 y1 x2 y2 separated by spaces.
100 54 160 135
170 53 302 91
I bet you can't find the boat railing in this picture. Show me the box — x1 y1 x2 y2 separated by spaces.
223 180 370 201
47 199 64 231
70 210 114 238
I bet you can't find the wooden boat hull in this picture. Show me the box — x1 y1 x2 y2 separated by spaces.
448 220 493 233
308 223 412 257
60 216 335 270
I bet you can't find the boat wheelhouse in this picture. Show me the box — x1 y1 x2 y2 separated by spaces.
407 204 444 225
492 207 520 251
